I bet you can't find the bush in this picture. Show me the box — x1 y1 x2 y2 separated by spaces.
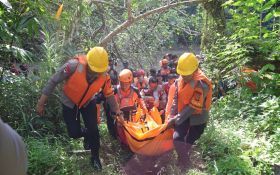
0 73 64 136
212 155 257 175
27 137 80 175
199 81 279 174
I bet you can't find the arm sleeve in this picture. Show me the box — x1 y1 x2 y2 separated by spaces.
106 95 120 114
42 59 78 96
102 75 114 97
165 84 176 117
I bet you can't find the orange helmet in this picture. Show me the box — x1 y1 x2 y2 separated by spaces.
119 69 133 83
162 59 169 65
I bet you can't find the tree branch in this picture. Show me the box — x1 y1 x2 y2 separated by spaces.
157 18 200 36
119 29 158 68
134 0 202 21
99 0 204 47
138 15 161 44
91 3 106 40
127 0 133 21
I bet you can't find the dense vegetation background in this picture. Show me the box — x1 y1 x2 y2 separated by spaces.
0 0 279 174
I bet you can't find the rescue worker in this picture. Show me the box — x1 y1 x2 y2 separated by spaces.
36 47 123 171
114 69 148 145
141 77 167 122
134 69 148 91
160 59 170 82
115 69 148 120
167 53 212 171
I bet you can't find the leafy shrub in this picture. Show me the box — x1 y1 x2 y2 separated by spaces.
212 155 257 175
0 72 64 136
200 80 279 174
27 137 80 175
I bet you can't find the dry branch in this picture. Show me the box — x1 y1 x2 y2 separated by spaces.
99 0 204 47
91 3 106 40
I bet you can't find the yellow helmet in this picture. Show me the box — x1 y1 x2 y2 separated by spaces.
176 53 198 76
119 69 133 83
86 47 108 72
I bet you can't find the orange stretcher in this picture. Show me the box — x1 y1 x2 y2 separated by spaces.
117 107 174 156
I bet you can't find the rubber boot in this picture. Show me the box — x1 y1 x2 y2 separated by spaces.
174 141 192 171
91 151 102 171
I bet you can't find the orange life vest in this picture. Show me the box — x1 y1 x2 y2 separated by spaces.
63 55 109 108
116 86 136 110
176 69 212 113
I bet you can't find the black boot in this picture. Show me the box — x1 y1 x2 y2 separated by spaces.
91 156 102 171
174 141 192 171
91 150 102 171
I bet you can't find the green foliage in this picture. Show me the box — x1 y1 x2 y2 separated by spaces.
1 0 279 174
199 81 279 174
115 5 203 69
0 73 65 136
203 0 280 76
0 0 49 65
0 29 73 136
213 155 257 175
201 0 226 49
27 137 80 175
